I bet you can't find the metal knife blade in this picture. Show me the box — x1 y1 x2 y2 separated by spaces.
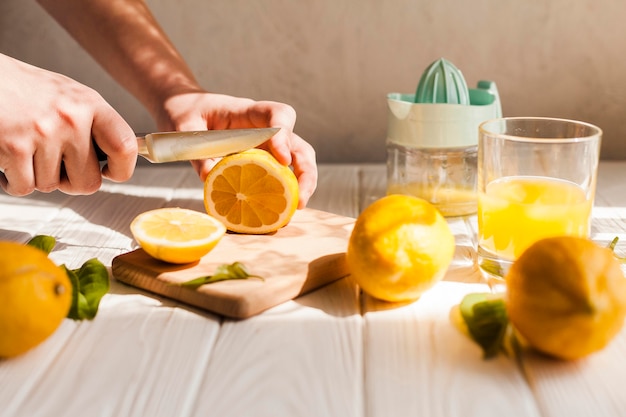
97 127 280 163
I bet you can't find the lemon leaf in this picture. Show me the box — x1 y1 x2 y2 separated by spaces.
75 259 110 319
64 266 82 320
23 235 109 321
459 293 509 359
608 236 626 263
478 258 506 278
65 259 110 320
180 262 264 289
26 235 56 254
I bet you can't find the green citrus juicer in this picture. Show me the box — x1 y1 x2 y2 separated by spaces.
386 58 501 216
414 57 471 105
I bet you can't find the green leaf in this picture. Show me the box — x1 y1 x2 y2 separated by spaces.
608 236 626 263
27 235 56 254
459 293 509 359
180 261 264 289
479 258 506 278
74 259 110 320
64 266 81 320
23 235 109 321
64 259 110 320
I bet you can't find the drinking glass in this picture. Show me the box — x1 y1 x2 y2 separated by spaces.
477 117 602 288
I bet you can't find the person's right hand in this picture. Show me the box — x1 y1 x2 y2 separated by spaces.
0 54 138 196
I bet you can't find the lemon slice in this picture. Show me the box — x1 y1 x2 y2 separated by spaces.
130 207 226 264
203 149 299 234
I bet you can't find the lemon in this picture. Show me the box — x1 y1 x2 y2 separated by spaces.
506 236 626 360
203 149 299 234
346 194 455 302
130 207 226 264
0 241 72 358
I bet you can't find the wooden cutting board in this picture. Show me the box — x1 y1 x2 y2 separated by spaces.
111 208 355 319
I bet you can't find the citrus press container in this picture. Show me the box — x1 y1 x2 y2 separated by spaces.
386 58 501 216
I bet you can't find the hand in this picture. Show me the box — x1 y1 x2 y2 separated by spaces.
155 92 317 208
0 54 138 196
35 0 315 205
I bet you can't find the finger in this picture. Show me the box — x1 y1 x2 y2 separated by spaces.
190 158 220 183
0 145 36 196
32 143 62 193
247 100 297 131
0 171 7 193
263 129 293 167
91 102 137 182
57 142 103 195
248 101 296 166
289 134 317 209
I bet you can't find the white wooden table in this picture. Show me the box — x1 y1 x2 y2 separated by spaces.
1 162 626 417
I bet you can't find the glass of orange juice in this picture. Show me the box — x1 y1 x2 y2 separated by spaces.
477 117 601 287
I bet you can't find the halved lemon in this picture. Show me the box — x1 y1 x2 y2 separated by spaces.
203 149 299 234
130 207 226 264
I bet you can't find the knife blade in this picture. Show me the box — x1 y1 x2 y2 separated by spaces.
97 127 280 163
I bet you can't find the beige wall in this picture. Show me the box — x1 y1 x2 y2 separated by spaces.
1 0 626 163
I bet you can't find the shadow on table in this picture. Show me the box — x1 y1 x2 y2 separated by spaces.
2 190 206 246
0 229 32 243
108 275 224 322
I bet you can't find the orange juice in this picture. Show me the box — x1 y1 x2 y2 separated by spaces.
478 176 592 260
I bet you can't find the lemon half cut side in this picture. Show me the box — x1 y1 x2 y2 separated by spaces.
130 207 226 264
203 149 299 234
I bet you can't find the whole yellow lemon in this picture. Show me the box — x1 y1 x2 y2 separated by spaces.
346 195 455 302
506 236 626 360
0 241 72 358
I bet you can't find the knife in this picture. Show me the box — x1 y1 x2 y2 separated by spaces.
96 127 279 163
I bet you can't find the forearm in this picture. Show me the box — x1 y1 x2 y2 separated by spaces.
36 0 202 119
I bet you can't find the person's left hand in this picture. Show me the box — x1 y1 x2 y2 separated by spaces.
154 92 317 209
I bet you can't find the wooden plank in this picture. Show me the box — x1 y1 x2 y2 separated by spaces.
358 163 386 212
592 161 626 249
520 331 626 417
308 164 360 218
1 293 221 416
0 192 67 243
362 282 541 417
187 276 363 417
595 161 626 207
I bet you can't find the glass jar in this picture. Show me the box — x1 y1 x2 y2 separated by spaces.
387 142 477 217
